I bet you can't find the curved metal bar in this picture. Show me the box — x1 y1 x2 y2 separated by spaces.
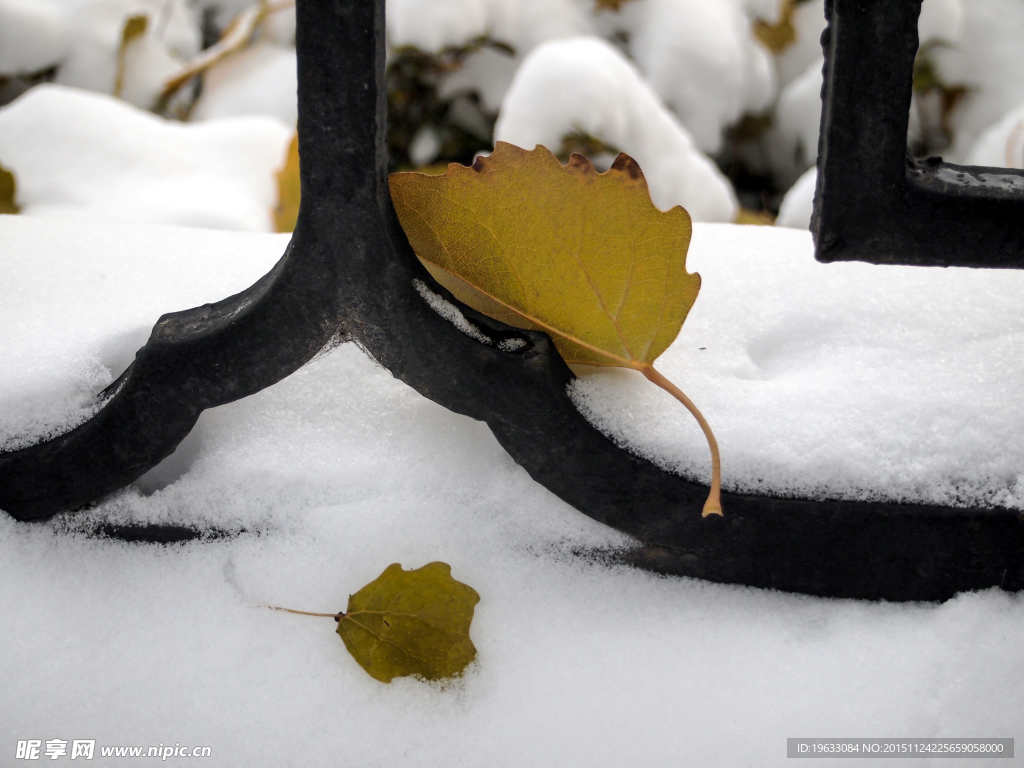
812 0 1024 267
2 0 1022 601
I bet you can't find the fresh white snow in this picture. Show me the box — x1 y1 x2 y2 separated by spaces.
0 84 292 231
622 0 776 155
966 102 1024 169
386 0 597 57
775 164 816 229
49 0 201 95
570 223 1024 510
933 0 1024 162
190 41 299 126
1 214 1022 766
0 0 69 75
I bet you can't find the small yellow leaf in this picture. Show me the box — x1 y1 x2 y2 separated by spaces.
389 142 700 369
273 132 300 233
336 562 480 683
0 162 20 215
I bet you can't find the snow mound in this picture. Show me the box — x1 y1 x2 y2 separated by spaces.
386 0 596 56
773 0 825 88
53 0 200 95
624 0 776 154
494 36 738 223
775 165 816 229
965 102 1024 169
934 0 1024 162
191 42 298 126
763 57 822 187
570 224 1024 511
0 84 292 231
0 0 69 76
1 215 1022 767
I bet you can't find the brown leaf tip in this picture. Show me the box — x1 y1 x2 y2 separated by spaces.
473 142 530 174
567 152 597 175
611 152 642 180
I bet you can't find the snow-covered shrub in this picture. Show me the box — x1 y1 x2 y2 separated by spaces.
966 104 1024 169
2 0 1024 231
0 0 69 77
494 36 737 221
0 84 291 231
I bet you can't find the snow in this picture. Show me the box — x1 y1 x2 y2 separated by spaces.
386 0 596 55
917 0 962 44
623 0 776 154
0 84 292 231
414 278 493 346
933 0 1024 162
494 37 738 223
0 0 69 75
966 102 1024 169
763 56 822 187
2 214 1023 766
50 0 201 95
438 46 519 113
570 224 1024 510
191 42 298 126
775 164 816 229
773 0 825 88
117 25 185 109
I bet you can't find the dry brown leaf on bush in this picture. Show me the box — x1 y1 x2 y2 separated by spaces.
389 142 722 516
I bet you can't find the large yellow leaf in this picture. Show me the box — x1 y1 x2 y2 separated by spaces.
389 142 722 516
390 142 700 369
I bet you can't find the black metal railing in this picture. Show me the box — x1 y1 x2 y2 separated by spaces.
2 0 1021 601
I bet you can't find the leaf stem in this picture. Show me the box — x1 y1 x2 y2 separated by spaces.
263 604 345 621
639 365 722 517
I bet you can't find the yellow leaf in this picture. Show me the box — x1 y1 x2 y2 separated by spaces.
390 142 699 368
273 131 300 233
336 562 480 684
389 142 722 516
0 162 19 215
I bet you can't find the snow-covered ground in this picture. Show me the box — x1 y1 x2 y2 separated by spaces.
2 215 1022 767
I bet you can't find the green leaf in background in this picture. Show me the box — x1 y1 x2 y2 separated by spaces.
337 562 480 683
0 162 20 215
